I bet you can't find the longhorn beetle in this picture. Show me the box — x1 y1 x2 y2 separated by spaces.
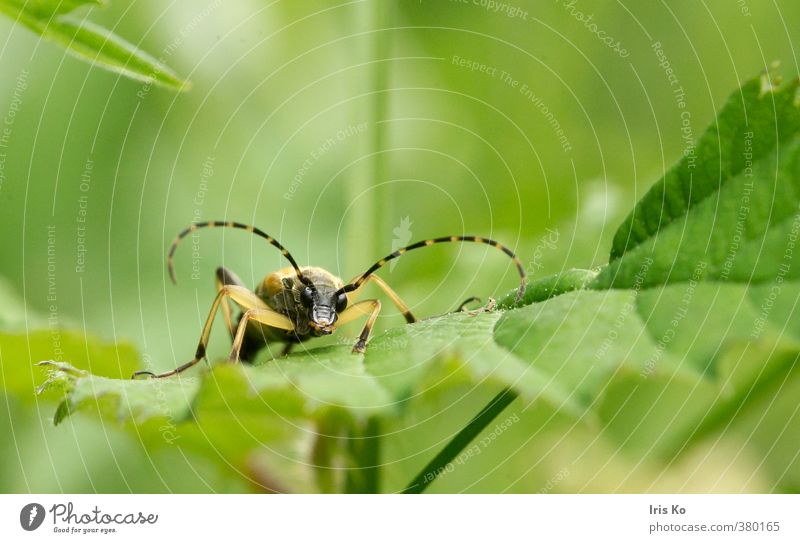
132 221 526 378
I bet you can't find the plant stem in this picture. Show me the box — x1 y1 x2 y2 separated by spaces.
346 1 390 270
371 0 390 258
345 417 382 493
402 388 519 494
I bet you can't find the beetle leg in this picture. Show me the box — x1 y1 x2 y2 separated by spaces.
132 285 291 379
346 274 415 323
334 299 382 353
216 266 246 340
455 296 482 312
229 308 296 362
454 296 482 313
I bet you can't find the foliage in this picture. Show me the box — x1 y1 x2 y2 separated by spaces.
0 0 187 89
28 71 800 492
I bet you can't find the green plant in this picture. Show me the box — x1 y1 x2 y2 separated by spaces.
0 0 187 90
29 69 800 493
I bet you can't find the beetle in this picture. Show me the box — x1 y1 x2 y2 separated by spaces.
132 221 526 378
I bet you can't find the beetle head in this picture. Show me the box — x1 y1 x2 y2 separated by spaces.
299 281 348 335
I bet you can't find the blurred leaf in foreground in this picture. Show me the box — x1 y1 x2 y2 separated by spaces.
0 0 188 90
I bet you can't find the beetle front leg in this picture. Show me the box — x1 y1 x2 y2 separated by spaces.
335 299 382 353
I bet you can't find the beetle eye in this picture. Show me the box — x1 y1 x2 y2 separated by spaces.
300 287 314 306
335 293 348 312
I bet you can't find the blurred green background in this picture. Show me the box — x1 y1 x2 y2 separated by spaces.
1 0 798 492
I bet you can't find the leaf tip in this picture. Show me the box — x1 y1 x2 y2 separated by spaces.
53 401 72 425
35 360 86 395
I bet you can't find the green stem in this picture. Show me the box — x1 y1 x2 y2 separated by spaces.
346 0 390 270
345 417 382 493
339 0 391 495
371 1 390 257
402 388 518 493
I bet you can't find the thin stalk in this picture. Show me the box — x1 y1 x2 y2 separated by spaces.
371 1 390 257
340 0 391 495
346 0 390 270
402 388 519 494
345 417 382 493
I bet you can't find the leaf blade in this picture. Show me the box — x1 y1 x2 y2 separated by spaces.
0 0 188 90
609 72 800 261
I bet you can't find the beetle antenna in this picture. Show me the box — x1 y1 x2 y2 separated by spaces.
167 221 306 285
335 235 527 303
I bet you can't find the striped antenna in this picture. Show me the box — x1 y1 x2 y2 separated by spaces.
166 221 305 284
336 235 527 303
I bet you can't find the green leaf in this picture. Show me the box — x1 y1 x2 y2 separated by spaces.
4 0 104 18
496 281 800 457
38 361 199 425
35 281 800 491
600 70 800 298
609 70 800 262
1 329 140 401
497 268 599 309
35 312 584 492
0 0 188 90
